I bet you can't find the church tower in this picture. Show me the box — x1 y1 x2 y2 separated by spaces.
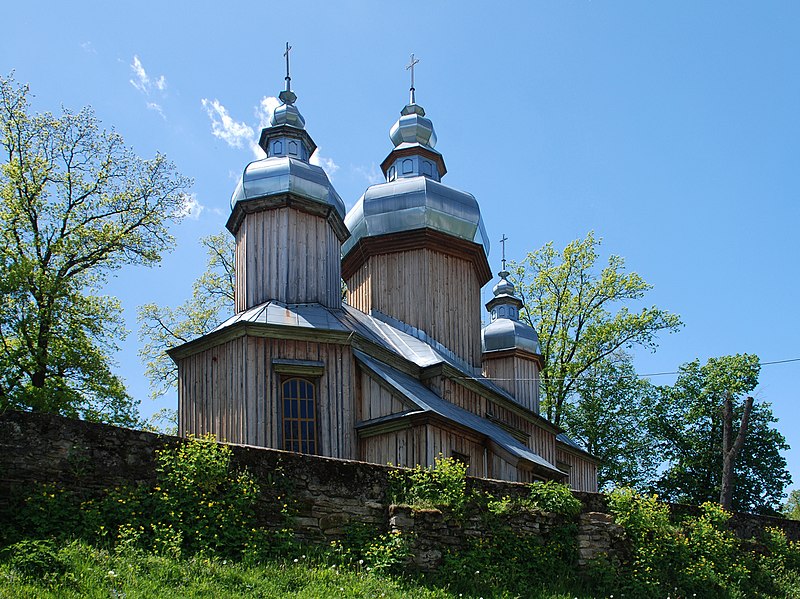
342 57 491 368
227 45 348 312
481 265 543 413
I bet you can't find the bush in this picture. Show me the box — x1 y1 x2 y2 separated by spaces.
388 454 467 512
528 481 582 518
4 435 263 560
3 539 67 581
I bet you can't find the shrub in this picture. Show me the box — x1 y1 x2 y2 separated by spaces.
388 454 467 512
527 481 582 518
3 539 67 581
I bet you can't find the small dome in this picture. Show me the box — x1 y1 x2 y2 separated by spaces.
231 156 345 219
343 176 489 257
482 318 542 354
492 271 515 297
271 90 306 129
389 103 437 148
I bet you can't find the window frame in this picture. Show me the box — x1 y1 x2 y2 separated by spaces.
279 375 319 455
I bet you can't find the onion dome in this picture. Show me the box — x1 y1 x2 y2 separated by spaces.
389 102 437 148
342 96 489 258
228 86 345 227
481 270 542 354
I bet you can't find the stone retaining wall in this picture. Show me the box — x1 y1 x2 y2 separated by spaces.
2 410 798 568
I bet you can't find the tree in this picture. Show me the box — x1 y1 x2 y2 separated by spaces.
566 353 660 491
138 232 235 399
512 232 682 426
0 75 191 425
653 354 791 515
783 489 800 520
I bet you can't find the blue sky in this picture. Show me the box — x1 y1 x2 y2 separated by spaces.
3 2 798 495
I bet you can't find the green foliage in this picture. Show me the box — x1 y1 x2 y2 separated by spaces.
0 74 191 424
433 516 580 598
512 231 682 426
0 540 458 598
601 487 800 598
138 231 235 400
653 354 791 514
388 454 467 512
151 434 260 557
527 481 583 517
4 435 263 560
329 525 410 575
2 539 67 582
784 489 800 520
569 355 661 490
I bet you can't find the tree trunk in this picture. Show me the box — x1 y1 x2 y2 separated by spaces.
719 393 754 510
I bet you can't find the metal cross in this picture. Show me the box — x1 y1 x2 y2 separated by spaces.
284 42 292 91
406 53 419 104
500 234 509 271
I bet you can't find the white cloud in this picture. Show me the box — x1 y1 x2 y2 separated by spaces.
310 150 340 180
146 102 165 119
130 55 168 95
201 98 255 149
256 96 281 129
129 56 150 94
201 95 339 176
129 55 169 118
81 41 96 54
175 193 205 220
354 163 383 185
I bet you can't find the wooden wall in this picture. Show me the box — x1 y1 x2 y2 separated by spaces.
347 249 483 367
556 446 598 493
481 354 540 414
429 375 557 467
358 368 409 421
359 424 492 479
178 336 356 460
235 207 341 312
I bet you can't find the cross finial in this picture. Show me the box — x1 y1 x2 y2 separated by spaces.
500 234 509 271
406 53 420 104
284 42 292 92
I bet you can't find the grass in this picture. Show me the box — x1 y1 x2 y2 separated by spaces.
0 540 586 599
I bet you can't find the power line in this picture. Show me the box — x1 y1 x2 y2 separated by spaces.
454 356 800 383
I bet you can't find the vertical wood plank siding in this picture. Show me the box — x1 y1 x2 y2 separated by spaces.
556 447 598 492
235 208 341 313
346 249 482 366
178 337 356 460
437 377 557 467
481 355 540 414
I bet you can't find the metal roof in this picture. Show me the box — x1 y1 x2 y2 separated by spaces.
354 350 564 476
343 176 489 257
213 302 350 333
230 156 346 218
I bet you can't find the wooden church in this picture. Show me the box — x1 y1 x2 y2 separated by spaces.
169 56 599 491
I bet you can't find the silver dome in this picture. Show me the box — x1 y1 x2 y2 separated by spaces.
482 318 542 354
271 90 306 129
230 156 345 219
389 103 437 148
343 176 489 257
492 273 515 297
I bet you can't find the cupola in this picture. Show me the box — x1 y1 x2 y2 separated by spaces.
341 55 491 368
481 247 543 413
226 44 348 312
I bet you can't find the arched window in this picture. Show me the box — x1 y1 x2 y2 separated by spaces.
281 377 317 454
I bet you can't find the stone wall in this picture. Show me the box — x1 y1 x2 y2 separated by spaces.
2 410 798 568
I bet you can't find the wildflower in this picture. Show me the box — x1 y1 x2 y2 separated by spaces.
294 558 299 563
108 570 117 578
